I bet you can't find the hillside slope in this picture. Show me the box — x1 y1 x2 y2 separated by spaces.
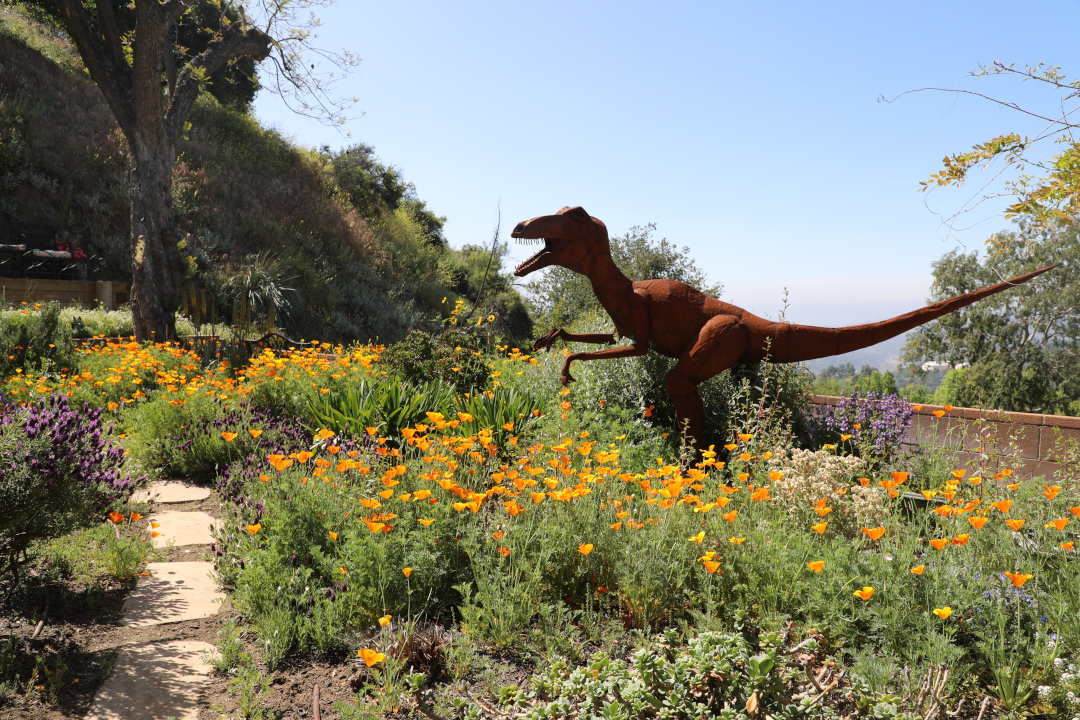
0 4 531 344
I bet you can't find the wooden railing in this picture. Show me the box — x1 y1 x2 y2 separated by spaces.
0 278 128 309
811 395 1080 481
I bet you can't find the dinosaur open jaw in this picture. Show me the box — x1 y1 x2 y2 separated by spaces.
513 237 553 277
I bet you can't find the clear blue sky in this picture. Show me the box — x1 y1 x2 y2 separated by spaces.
253 0 1079 327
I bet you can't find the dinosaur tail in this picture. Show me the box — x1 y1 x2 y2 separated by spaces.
763 264 1058 364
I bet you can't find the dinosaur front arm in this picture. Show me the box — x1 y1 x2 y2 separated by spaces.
533 328 617 352
560 343 649 386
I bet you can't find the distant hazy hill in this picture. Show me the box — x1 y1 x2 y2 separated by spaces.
802 333 909 375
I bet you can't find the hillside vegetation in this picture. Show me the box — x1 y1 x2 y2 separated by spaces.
0 3 532 345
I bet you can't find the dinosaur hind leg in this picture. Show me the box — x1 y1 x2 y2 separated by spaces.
665 315 748 449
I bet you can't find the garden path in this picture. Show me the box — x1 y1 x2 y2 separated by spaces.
86 483 223 720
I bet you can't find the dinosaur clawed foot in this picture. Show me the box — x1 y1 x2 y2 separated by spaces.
533 328 562 353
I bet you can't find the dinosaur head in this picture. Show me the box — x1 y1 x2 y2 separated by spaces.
512 206 610 277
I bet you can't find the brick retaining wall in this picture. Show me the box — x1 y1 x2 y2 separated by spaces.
811 395 1080 482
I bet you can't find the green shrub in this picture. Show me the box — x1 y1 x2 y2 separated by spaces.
379 328 489 390
0 301 75 377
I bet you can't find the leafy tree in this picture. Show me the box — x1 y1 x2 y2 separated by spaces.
900 222 1080 414
25 0 261 109
897 62 1080 252
853 368 898 395
526 223 723 333
45 0 358 341
327 143 446 245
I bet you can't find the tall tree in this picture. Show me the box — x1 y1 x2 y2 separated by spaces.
900 222 1080 415
48 0 357 340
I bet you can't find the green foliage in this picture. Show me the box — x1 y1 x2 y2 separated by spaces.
918 62 1080 241
526 223 723 333
901 222 1080 414
0 301 75 377
0 10 534 347
447 242 535 345
379 329 490 390
309 377 461 441
205 251 300 335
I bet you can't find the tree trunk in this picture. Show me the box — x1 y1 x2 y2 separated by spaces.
128 132 184 342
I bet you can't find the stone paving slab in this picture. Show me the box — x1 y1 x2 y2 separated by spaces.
86 640 213 720
120 562 224 627
147 510 218 548
132 480 212 504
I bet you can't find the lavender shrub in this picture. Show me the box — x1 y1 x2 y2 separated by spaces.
810 390 914 466
134 397 310 482
0 394 142 579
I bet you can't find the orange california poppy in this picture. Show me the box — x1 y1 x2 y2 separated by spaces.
1006 518 1026 531
943 404 954 411
318 429 337 440
811 522 828 534
891 471 908 484
329 531 338 541
952 534 970 546
108 511 124 524
359 648 385 667
1045 518 1069 531
417 519 435 527
769 471 783 482
853 587 875 600
724 443 737 451
703 560 722 574
1061 542 1074 551
806 560 824 573
610 522 623 530
722 510 737 523
1069 506 1080 518
933 607 952 620
932 410 945 418
969 517 988 530
339 567 347 575
859 477 870 487
729 537 746 545
363 519 385 534
249 429 264 439
911 565 925 575
1003 571 1033 588
578 543 594 555
130 513 143 522
151 531 161 538
951 470 966 480
499 546 511 557
991 500 1013 513
221 431 237 442
912 405 923 411
378 614 391 627
403 567 412 577
246 524 261 535
929 538 948 551
1042 485 1061 500
151 521 160 528
738 433 753 442
378 489 394 500
862 526 886 542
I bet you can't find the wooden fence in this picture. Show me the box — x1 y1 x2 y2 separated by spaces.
0 278 128 309
811 395 1080 482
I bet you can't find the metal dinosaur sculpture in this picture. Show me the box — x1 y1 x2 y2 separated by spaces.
511 206 1057 448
